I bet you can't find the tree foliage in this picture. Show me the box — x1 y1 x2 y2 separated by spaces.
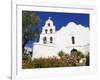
22 11 40 54
22 11 39 29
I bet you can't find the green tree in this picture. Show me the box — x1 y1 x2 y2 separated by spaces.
22 11 40 54
58 50 65 58
86 52 90 66
77 50 85 58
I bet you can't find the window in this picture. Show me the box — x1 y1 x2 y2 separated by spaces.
50 29 53 33
48 23 50 26
45 29 48 33
43 37 47 44
72 36 75 44
50 37 53 43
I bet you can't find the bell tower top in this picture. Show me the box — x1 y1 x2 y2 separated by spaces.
49 17 51 20
42 17 56 34
45 17 54 27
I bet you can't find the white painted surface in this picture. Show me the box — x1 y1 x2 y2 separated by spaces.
32 18 89 59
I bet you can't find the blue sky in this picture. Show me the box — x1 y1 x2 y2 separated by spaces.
37 11 89 31
25 11 89 48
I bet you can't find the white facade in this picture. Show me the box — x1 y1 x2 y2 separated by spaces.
32 17 89 59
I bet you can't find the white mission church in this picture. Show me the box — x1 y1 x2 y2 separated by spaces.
31 17 89 59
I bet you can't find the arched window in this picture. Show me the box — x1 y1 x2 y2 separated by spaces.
48 23 50 26
72 36 75 44
45 29 48 33
43 37 47 44
50 37 53 43
50 29 53 33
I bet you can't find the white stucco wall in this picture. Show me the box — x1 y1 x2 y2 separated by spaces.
32 19 89 59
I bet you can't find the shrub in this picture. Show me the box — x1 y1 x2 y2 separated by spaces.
57 50 65 58
77 50 85 58
62 50 88 66
63 54 79 66
86 52 90 66
22 51 90 69
32 57 67 68
22 58 33 69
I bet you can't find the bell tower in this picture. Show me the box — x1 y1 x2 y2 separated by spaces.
39 17 56 45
